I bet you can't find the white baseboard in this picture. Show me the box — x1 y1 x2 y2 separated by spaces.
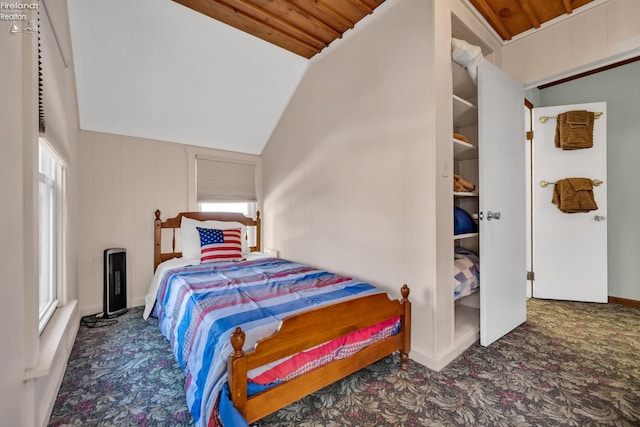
409 333 479 372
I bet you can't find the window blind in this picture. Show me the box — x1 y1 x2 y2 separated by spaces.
196 157 256 202
38 14 45 133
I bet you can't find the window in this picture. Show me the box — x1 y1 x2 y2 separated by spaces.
199 201 256 217
200 202 257 248
39 138 63 332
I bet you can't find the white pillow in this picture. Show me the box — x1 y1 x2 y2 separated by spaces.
451 37 483 84
180 216 249 259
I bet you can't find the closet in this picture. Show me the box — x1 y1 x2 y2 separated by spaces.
437 11 527 366
451 31 481 349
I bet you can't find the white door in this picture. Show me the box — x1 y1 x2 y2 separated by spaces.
477 61 527 346
532 102 607 302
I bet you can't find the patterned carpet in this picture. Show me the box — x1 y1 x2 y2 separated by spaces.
49 299 640 426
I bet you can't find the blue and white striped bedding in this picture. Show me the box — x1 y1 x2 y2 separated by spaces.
153 257 384 426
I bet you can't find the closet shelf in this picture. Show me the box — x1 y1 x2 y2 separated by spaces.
454 304 480 345
452 61 476 99
453 95 477 127
454 192 479 197
454 287 479 301
453 138 477 159
454 232 479 240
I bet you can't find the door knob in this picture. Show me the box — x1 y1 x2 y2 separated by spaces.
487 211 501 221
479 211 501 221
594 215 606 222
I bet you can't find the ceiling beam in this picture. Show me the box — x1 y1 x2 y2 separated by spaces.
317 0 355 30
470 0 512 40
233 0 327 49
517 0 540 28
173 0 319 58
280 0 343 40
351 0 373 15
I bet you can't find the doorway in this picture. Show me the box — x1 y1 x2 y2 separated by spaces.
525 101 608 303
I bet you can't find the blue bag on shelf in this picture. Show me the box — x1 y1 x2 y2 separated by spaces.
454 207 477 235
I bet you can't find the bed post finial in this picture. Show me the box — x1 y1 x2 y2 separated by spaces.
400 284 410 302
155 209 161 220
230 327 246 358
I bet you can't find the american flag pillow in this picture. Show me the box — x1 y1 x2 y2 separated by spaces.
196 227 243 263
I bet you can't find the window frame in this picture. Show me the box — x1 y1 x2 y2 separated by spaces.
38 137 65 333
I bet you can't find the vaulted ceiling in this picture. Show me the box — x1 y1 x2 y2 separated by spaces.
68 0 601 156
68 0 311 155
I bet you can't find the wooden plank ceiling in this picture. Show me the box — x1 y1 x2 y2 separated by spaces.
468 0 595 40
173 0 598 58
173 0 386 59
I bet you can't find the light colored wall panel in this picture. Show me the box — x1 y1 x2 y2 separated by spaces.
551 24 573 75
132 138 159 305
569 7 608 66
262 0 437 361
521 30 555 90
77 138 95 312
119 139 137 307
501 0 640 86
77 131 254 313
501 42 522 83
607 0 640 52
1 21 28 427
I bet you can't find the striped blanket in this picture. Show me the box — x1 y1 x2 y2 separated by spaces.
153 257 388 427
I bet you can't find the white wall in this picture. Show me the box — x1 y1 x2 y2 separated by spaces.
502 0 640 86
77 131 186 314
261 0 438 361
0 17 30 427
76 132 261 314
1 1 80 425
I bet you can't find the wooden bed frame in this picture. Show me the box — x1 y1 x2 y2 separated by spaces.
153 210 411 425
154 209 261 270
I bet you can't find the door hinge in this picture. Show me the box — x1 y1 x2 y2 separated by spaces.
527 271 535 281
526 131 533 141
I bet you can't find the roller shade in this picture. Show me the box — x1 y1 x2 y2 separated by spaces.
196 157 256 202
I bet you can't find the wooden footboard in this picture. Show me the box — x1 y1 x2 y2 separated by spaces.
227 284 411 424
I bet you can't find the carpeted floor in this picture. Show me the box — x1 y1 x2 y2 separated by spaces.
49 299 640 426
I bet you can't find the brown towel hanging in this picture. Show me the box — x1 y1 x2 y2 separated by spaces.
552 178 598 213
555 110 595 150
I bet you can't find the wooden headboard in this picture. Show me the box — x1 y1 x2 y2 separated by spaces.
154 210 261 271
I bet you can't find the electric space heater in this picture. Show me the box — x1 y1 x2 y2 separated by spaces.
103 248 128 318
